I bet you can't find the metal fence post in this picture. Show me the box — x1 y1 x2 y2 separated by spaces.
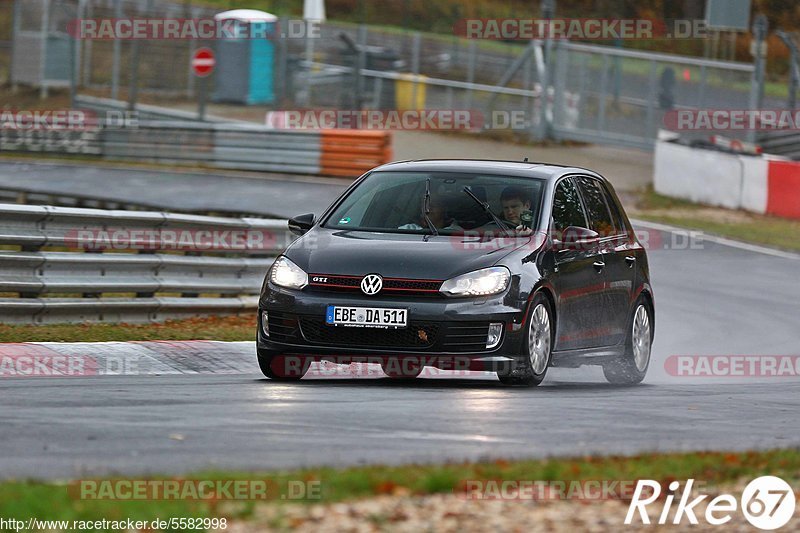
111 0 122 99
698 65 707 108
185 6 197 97
129 0 152 111
597 54 609 133
355 25 367 109
10 0 21 91
411 31 421 109
40 0 50 99
645 60 657 138
748 15 768 144
73 0 86 93
276 16 289 104
776 30 799 110
82 0 92 87
466 40 476 110
551 41 568 139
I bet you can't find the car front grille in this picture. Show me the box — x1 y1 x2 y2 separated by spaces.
308 274 442 296
268 311 494 353
299 317 439 349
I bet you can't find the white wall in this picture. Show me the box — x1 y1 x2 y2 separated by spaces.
654 141 767 214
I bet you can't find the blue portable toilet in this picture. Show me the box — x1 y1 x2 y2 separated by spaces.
212 9 277 105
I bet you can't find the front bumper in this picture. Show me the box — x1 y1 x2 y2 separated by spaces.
257 284 529 370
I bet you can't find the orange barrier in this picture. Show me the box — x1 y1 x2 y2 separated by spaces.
320 130 393 177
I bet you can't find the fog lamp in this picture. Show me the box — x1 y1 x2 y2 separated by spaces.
486 322 503 349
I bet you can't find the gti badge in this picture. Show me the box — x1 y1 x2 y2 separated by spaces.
360 274 383 296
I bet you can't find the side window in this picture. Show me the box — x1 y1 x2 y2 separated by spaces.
552 179 587 234
604 187 628 234
575 177 616 237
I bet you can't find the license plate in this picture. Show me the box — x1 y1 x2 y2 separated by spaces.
325 305 408 329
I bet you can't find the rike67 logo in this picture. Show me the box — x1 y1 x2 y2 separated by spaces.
626 476 796 530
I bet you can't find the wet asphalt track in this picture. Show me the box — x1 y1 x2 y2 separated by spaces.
2 221 799 480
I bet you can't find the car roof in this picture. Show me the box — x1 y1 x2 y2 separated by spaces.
371 159 605 182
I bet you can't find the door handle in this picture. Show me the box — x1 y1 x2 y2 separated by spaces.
625 255 636 267
593 260 605 272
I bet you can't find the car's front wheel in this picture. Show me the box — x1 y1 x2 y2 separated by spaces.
602 297 653 385
258 351 308 381
498 294 552 387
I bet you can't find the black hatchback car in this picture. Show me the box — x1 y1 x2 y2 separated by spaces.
257 160 654 386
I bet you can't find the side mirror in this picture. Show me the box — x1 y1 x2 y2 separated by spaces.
288 213 315 236
555 226 599 250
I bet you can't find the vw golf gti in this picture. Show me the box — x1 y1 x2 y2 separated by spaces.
257 160 654 386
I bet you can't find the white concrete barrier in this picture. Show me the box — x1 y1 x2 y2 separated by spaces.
655 138 800 219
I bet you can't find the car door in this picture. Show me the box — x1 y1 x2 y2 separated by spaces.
549 177 605 352
574 176 634 347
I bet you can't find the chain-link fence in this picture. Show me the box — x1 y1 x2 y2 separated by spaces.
8 0 770 150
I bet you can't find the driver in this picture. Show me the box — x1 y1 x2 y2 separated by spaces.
500 186 532 227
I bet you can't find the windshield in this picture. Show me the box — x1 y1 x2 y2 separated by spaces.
323 171 545 236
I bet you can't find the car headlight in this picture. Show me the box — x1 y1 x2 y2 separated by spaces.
439 267 510 297
270 256 308 290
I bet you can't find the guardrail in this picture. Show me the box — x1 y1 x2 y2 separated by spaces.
0 120 393 178
0 204 294 324
759 129 800 160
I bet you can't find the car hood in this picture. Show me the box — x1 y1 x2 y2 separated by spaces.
284 227 532 280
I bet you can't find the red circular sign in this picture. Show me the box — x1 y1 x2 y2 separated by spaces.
191 48 216 77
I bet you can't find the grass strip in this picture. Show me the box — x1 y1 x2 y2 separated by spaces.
0 449 797 525
0 315 256 343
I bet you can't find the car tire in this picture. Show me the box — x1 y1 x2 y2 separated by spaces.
602 296 653 385
498 293 552 387
257 351 308 381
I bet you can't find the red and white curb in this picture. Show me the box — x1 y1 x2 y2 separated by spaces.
0 341 498 380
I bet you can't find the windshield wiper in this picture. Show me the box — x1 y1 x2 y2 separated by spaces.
461 187 513 237
421 178 439 239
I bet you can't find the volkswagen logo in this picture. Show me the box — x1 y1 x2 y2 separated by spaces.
360 274 383 296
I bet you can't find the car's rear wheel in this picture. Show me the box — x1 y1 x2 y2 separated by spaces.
258 351 308 381
498 293 552 387
602 296 652 385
